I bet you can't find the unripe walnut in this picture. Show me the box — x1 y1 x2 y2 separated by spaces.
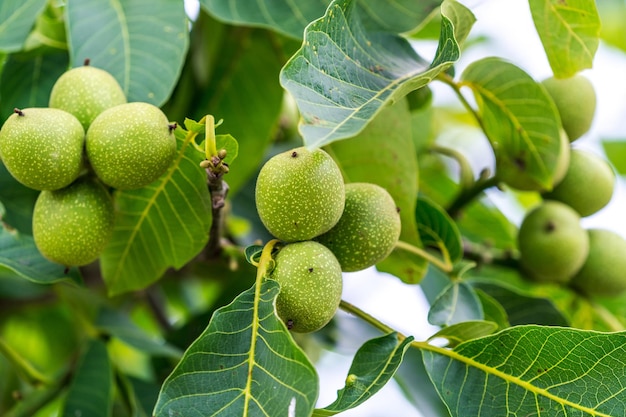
541 74 596 141
255 147 345 242
570 229 626 297
270 241 343 333
543 149 614 217
315 182 400 272
518 201 588 284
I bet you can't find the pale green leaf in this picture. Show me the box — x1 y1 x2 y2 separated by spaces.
415 196 462 264
215 134 238 165
153 280 319 417
281 0 472 148
428 281 483 326
326 99 426 284
65 0 188 105
423 326 626 417
0 0 47 52
461 57 562 191
61 339 114 417
100 127 212 295
0 222 80 285
313 333 414 416
428 320 498 348
602 140 626 176
530 0 600 78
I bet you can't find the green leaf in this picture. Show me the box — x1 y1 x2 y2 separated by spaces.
326 99 426 284
0 0 47 52
602 140 626 176
0 222 80 285
461 57 562 191
201 0 329 39
428 281 483 326
428 320 498 348
153 280 319 417
474 288 510 330
471 281 569 327
280 0 472 148
61 339 113 417
215 134 239 165
244 244 264 266
100 126 212 295
313 332 414 416
95 307 182 358
529 0 600 78
65 0 188 106
356 0 442 33
23 1 67 51
422 326 626 417
0 162 39 234
415 196 462 264
0 50 68 120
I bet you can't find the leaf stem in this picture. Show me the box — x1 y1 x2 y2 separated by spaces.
339 300 408 341
446 176 500 219
436 72 485 132
395 240 453 273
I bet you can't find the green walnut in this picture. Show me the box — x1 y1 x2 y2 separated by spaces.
255 147 345 242
315 182 400 272
49 64 127 130
541 75 596 141
518 201 589 284
270 241 343 333
570 229 626 297
496 128 570 192
544 149 614 217
86 102 176 190
0 108 85 191
33 177 115 266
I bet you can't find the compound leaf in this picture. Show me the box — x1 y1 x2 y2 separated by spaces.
423 326 626 417
281 0 472 148
65 0 188 106
153 280 319 417
529 0 601 78
100 126 212 295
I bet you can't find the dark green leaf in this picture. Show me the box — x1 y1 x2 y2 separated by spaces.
154 280 319 417
61 339 113 417
428 281 483 326
461 57 562 191
0 50 68 120
100 126 212 295
474 288 510 330
244 245 264 266
530 0 600 78
394 348 451 417
201 0 329 39
0 222 80 285
280 0 472 148
602 140 626 176
428 320 498 348
472 281 569 327
0 162 39 234
0 0 47 52
415 196 462 264
356 0 442 33
326 99 426 284
65 0 188 106
95 307 182 358
313 332 414 416
423 326 626 417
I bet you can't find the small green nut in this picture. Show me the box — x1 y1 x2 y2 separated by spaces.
0 108 85 191
518 201 589 284
270 241 343 333
33 177 115 266
570 229 626 297
86 102 176 190
541 74 596 141
255 147 345 242
543 149 614 217
49 64 127 130
315 182 400 272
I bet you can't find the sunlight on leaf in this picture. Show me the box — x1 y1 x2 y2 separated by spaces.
529 0 600 78
100 126 212 295
153 280 318 417
281 0 472 148
423 326 626 417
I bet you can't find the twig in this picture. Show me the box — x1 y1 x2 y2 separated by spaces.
395 240 453 273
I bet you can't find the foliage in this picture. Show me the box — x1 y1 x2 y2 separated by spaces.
1 1 625 417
